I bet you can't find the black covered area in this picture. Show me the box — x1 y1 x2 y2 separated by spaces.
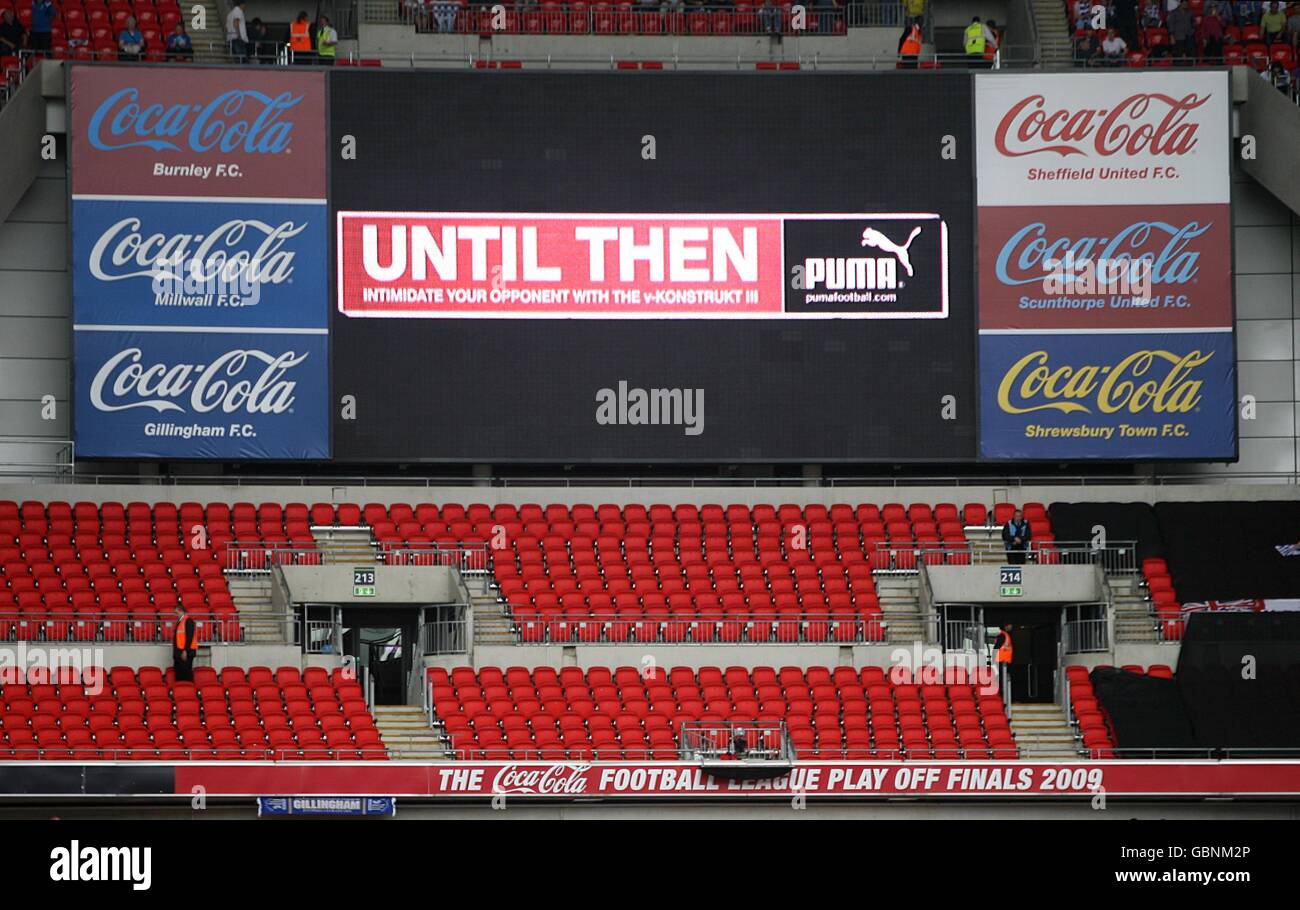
1090 667 1197 756
1047 501 1165 564
1153 501 1300 603
1174 612 1300 752
1095 613 1300 755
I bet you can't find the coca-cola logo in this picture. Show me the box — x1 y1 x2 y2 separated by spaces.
88 216 303 286
995 219 1208 286
490 764 591 796
89 347 306 414
994 92 1208 159
87 87 301 154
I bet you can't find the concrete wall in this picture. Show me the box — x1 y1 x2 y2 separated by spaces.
279 564 462 603
928 564 1100 603
354 22 905 66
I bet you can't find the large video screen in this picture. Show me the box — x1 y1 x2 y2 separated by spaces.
329 71 976 462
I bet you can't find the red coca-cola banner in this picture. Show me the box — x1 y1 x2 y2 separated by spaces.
336 212 951 320
173 761 1300 798
70 65 326 200
978 204 1233 331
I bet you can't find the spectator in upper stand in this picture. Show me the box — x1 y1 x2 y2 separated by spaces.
1113 0 1140 49
315 14 338 65
1265 56 1292 91
1074 27 1103 64
226 0 249 63
1142 0 1165 26
1073 0 1092 30
759 0 782 35
0 10 25 56
1102 25 1129 63
904 0 927 27
963 16 995 66
1002 510 1032 564
983 18 1002 62
29 0 54 55
247 17 269 62
118 16 145 60
813 0 835 34
1262 1 1288 38
1205 0 1229 19
289 10 313 62
1202 6 1226 58
1234 0 1261 24
432 0 458 32
898 18 923 67
166 22 193 60
1287 1 1300 48
1167 0 1197 60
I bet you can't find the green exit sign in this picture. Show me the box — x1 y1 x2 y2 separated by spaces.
999 566 1022 597
353 567 376 597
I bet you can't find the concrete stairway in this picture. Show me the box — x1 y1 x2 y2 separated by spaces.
1029 0 1074 66
874 574 925 642
373 705 449 760
473 590 515 645
224 572 285 643
1111 574 1160 643
312 527 379 565
1009 703 1081 759
190 0 230 64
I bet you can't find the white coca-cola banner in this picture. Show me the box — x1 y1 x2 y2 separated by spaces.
975 71 1230 207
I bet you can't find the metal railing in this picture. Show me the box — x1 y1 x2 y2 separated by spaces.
0 746 389 760
506 610 887 644
870 541 1138 575
420 609 470 655
8 470 1300 488
679 720 794 761
437 737 1019 760
403 2 848 35
224 543 325 573
0 610 300 645
1062 604 1109 654
0 438 74 478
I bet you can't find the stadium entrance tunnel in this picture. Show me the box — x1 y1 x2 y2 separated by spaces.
984 606 1062 705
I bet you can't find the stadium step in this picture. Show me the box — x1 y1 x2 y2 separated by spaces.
223 573 286 643
1008 703 1082 759
1108 574 1162 643
473 592 516 645
190 0 229 64
1029 0 1074 67
311 528 380 565
875 575 924 642
372 705 449 760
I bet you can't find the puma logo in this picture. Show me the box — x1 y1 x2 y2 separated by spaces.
861 226 922 277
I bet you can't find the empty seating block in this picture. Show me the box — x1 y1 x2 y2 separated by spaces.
430 664 1017 761
0 665 385 760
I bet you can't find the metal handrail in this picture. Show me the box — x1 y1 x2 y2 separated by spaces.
678 720 794 761
505 610 887 644
869 541 1139 574
223 543 326 572
6 471 1293 488
0 610 299 645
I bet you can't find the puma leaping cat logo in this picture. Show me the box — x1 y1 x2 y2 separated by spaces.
861 226 922 277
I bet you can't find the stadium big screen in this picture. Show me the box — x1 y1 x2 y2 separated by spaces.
330 71 976 463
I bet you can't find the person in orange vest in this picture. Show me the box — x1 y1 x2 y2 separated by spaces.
983 19 1001 63
897 21 923 68
173 605 199 683
289 11 313 65
994 624 1014 696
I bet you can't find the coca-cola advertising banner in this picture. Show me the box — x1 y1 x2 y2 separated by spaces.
974 71 1230 207
171 760 1300 798
70 65 331 460
73 328 330 459
70 65 326 200
337 212 949 320
978 204 1232 331
978 330 1236 460
73 199 328 329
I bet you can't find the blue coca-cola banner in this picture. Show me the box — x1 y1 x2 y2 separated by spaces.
73 328 329 459
979 331 1237 460
72 199 328 330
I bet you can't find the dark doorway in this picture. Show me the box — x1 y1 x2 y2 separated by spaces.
984 606 1061 704
342 608 419 705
